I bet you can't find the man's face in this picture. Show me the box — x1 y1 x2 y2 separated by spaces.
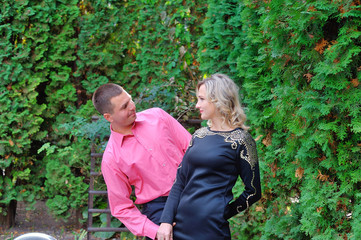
105 91 136 133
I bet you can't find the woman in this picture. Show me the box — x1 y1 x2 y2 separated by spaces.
156 74 262 240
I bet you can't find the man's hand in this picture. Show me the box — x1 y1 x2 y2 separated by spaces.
156 223 174 240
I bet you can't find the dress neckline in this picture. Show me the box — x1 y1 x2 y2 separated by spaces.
207 127 239 133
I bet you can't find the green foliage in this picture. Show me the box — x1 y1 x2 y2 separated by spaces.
0 0 205 227
198 0 245 78
1 0 360 239
0 0 48 218
224 0 361 238
197 0 361 238
92 213 122 239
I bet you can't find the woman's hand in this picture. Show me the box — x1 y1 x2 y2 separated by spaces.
156 223 173 240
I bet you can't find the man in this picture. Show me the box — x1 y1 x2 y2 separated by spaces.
92 83 191 239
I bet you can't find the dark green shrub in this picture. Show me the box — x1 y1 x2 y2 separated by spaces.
1 1 360 239
0 0 205 228
197 0 360 239
234 0 360 239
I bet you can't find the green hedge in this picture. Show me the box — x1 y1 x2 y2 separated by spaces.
0 0 206 229
198 0 361 239
1 0 360 239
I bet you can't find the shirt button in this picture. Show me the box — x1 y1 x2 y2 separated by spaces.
163 163 166 167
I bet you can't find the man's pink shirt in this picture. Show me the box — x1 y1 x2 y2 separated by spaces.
101 108 192 239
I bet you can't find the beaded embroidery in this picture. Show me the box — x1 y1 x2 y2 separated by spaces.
189 127 259 211
189 127 258 169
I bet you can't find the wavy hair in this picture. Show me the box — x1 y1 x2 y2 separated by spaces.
197 73 249 130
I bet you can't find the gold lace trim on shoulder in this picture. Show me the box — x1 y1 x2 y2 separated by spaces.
189 127 258 169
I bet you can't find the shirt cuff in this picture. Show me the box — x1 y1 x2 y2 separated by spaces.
144 218 159 239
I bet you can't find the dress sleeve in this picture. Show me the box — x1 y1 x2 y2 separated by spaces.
101 154 159 239
224 134 262 219
159 157 188 224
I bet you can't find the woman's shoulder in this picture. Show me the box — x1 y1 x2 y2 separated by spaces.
191 127 209 138
192 127 253 140
194 127 208 134
230 128 254 141
231 129 258 150
232 129 259 166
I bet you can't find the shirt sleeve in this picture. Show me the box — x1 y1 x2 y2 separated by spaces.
159 108 192 153
159 160 187 224
101 154 159 239
224 135 262 219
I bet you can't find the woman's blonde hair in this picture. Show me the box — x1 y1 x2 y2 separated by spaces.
197 73 249 130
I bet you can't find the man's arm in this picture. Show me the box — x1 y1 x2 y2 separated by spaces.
159 108 192 152
101 156 159 239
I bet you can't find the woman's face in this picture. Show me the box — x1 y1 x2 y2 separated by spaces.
196 84 217 120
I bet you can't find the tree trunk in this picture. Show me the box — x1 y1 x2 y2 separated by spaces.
0 200 17 229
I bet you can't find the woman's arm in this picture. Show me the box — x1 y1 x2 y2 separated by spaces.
224 134 262 219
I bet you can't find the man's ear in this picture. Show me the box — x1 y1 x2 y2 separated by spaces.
103 113 112 122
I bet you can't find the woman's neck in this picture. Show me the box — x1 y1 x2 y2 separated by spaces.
209 118 234 132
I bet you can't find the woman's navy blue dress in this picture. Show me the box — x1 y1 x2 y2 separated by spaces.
160 127 261 240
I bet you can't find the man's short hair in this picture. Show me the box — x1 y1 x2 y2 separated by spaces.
92 83 123 115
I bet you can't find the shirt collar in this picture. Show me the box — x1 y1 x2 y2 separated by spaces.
110 114 145 146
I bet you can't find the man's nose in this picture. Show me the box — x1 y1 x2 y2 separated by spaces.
129 100 136 110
